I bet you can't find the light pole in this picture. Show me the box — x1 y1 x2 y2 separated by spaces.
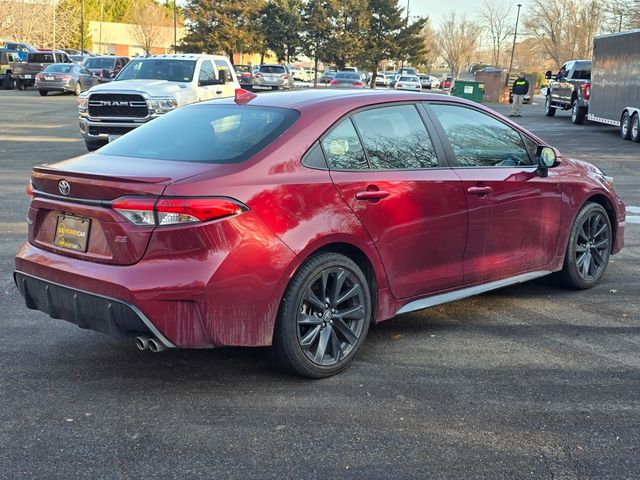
506 3 522 86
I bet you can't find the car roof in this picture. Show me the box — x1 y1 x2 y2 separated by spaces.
207 89 462 112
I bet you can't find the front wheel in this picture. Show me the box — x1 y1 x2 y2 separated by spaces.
74 82 82 96
571 101 586 124
271 252 372 378
621 111 631 140
545 95 556 117
630 113 640 143
560 203 611 289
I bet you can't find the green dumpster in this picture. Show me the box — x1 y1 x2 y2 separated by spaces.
451 80 485 103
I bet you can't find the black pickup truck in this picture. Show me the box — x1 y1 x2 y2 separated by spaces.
544 60 591 124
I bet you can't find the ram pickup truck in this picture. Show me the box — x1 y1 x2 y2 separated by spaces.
10 51 71 89
544 59 591 124
78 53 240 151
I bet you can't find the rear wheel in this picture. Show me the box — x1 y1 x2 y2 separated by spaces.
2 75 13 90
38 90 48 96
271 252 372 378
630 113 640 143
561 203 611 289
74 82 82 96
545 94 556 117
620 111 631 140
571 101 586 124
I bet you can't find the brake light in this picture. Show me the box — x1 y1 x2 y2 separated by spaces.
61 75 71 81
282 74 289 79
583 82 590 100
255 72 262 78
234 88 257 104
112 196 247 226
26 180 34 197
330 80 339 85
36 73 44 80
353 81 364 87
397 83 403 88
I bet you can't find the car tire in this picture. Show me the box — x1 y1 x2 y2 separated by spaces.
271 252 372 378
571 101 586 124
560 202 611 289
620 111 631 140
2 75 13 90
74 82 82 96
38 90 48 96
630 113 640 143
545 94 556 117
85 140 106 152
15 79 24 90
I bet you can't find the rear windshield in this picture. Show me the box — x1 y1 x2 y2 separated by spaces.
234 64 251 73
85 57 115 69
44 64 74 73
397 68 416 76
29 53 54 63
116 59 196 82
99 105 300 163
259 65 285 74
399 76 418 82
335 72 360 80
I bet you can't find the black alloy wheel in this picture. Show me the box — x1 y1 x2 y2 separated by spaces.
272 252 371 378
545 95 556 117
561 203 611 289
621 111 631 140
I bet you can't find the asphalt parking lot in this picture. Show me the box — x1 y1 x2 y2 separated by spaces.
1 89 639 479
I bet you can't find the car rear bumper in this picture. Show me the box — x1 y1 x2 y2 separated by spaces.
14 271 174 347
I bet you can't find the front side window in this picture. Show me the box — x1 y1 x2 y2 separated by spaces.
430 104 533 167
321 119 368 170
352 105 438 169
99 105 299 164
199 60 215 82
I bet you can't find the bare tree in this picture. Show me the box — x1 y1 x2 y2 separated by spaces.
478 0 514 66
127 0 170 56
438 12 483 78
420 19 441 73
525 0 603 65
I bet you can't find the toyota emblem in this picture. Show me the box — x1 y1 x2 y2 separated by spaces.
58 180 70 195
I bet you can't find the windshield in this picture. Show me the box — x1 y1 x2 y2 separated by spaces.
85 57 115 69
259 65 285 74
116 59 196 82
335 72 360 80
99 105 300 163
44 64 74 73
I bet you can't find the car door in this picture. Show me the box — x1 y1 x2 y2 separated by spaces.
426 102 562 285
324 103 468 299
196 59 219 101
214 59 236 96
556 61 574 104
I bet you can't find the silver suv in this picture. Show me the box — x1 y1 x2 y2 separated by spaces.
253 64 293 90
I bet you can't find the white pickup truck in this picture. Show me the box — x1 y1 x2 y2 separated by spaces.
78 53 240 151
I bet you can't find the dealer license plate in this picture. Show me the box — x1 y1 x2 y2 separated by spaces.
24 75 32 79
45 76 54 81
54 214 90 252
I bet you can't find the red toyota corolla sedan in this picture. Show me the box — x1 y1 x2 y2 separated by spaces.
15 89 625 377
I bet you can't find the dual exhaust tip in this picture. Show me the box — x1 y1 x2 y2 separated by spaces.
135 335 167 353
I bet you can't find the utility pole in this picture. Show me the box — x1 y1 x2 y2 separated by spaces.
173 0 177 53
80 0 84 53
52 0 56 50
506 3 522 86
99 0 103 54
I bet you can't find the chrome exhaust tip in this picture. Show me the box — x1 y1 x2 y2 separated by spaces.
148 338 167 353
135 336 150 351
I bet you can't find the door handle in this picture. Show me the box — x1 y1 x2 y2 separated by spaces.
355 190 390 201
216 90 223 94
467 186 493 195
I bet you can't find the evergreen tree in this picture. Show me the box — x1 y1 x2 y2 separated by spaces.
260 0 304 63
301 0 333 83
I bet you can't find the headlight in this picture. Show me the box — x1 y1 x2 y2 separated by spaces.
78 95 88 111
147 97 178 114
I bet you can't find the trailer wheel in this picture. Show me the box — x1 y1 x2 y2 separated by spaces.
631 114 640 143
620 111 631 140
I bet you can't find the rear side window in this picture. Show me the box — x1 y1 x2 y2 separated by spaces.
99 105 299 163
430 104 533 167
321 119 368 170
572 62 591 80
352 105 438 169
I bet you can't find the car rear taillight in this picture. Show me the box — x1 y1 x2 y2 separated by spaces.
397 83 403 88
353 81 364 87
330 80 339 85
255 72 263 78
36 73 44 80
583 82 590 100
26 181 34 197
61 75 71 81
112 196 247 226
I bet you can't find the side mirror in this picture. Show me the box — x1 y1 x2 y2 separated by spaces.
536 146 558 177
218 69 228 84
544 70 552 80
